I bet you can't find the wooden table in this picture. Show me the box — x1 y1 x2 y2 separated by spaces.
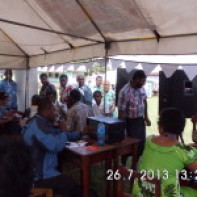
64 137 140 197
112 137 140 196
65 143 114 197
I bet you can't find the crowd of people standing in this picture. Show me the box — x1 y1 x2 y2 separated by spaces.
36 73 116 132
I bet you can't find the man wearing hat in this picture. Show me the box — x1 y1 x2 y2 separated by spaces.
0 69 17 111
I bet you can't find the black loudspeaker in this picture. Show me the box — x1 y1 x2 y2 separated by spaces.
159 70 197 118
116 68 136 105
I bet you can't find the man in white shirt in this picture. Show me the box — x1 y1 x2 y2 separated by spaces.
92 91 110 117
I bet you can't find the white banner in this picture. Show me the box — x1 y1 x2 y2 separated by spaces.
63 64 75 71
48 65 55 72
160 64 179 78
182 65 197 80
55 65 64 72
84 62 93 69
142 63 157 75
125 61 138 72
110 59 123 69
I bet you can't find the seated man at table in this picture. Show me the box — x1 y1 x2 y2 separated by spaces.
22 99 84 197
67 89 93 132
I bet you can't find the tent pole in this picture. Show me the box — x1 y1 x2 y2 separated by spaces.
25 57 30 109
104 49 109 82
104 42 110 114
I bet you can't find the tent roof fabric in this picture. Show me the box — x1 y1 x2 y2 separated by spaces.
1 0 197 68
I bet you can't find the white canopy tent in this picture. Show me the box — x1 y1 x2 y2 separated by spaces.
1 0 197 69
1 0 197 110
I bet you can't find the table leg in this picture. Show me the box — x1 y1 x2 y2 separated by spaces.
113 153 119 197
105 159 112 197
81 157 90 197
131 143 139 170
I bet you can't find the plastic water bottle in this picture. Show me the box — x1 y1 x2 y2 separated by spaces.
97 122 105 146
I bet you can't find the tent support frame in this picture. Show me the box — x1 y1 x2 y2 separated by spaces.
104 42 111 114
76 0 107 42
0 18 103 43
24 57 30 109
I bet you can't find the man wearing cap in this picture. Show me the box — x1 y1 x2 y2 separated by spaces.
0 69 17 111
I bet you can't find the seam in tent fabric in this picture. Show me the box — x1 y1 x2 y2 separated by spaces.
23 0 73 48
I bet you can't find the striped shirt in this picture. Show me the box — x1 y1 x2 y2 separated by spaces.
118 83 147 119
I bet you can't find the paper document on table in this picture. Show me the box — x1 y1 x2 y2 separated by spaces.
65 141 87 149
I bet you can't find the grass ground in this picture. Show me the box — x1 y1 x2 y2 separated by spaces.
147 95 193 144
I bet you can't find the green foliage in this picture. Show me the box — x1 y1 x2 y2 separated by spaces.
87 62 106 76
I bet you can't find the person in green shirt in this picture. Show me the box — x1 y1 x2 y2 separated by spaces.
102 80 115 117
133 108 197 197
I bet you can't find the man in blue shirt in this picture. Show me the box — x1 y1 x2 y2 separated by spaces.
0 69 17 111
22 99 82 197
